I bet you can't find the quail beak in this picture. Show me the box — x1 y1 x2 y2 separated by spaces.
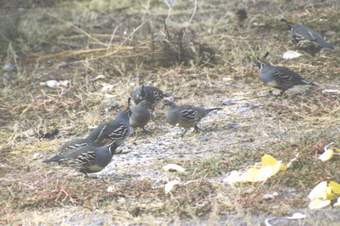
252 60 261 69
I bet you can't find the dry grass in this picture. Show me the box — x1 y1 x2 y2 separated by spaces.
1 0 340 224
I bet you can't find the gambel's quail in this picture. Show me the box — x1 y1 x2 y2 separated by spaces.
281 19 334 53
44 142 120 175
164 100 222 136
254 59 314 95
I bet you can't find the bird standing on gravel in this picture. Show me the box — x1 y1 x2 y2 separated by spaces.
254 60 314 95
44 142 120 175
163 100 222 136
44 105 131 164
128 98 152 133
90 109 131 146
131 85 169 108
281 19 335 53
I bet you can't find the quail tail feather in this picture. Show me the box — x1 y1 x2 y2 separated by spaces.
43 155 63 163
206 107 222 113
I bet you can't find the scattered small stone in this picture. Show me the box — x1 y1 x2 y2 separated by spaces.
282 50 302 60
263 192 279 200
40 80 70 89
3 63 16 72
236 103 259 113
226 122 240 129
222 99 237 106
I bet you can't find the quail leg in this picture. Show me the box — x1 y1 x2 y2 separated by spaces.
181 129 188 137
194 125 201 133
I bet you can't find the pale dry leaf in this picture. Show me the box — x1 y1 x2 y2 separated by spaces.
163 164 186 174
308 181 328 200
282 50 302 59
308 199 331 209
164 180 180 194
286 212 306 220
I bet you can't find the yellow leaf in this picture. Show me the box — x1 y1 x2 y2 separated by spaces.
308 199 331 209
329 181 340 195
308 181 328 200
243 164 281 182
319 148 334 162
261 154 278 166
326 186 336 200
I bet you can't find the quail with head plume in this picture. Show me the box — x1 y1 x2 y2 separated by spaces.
44 142 120 175
44 105 131 164
281 19 335 53
131 85 169 108
254 57 315 95
90 109 132 146
164 100 222 136
128 98 152 133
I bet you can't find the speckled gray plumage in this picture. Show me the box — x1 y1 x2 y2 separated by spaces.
282 19 334 52
129 100 152 131
131 85 169 107
44 142 119 174
164 100 222 135
90 110 131 146
255 61 314 94
44 110 131 164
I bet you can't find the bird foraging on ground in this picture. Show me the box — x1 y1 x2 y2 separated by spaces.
163 100 222 136
281 19 335 54
89 108 131 146
44 142 120 175
131 85 170 108
254 55 315 95
128 98 152 133
44 103 131 164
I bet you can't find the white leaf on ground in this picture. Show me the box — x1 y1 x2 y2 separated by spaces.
163 164 186 174
100 83 114 93
265 212 306 226
263 192 279 200
107 185 115 193
282 50 302 60
333 197 340 207
319 148 334 162
322 89 340 94
40 80 70 89
286 212 306 219
164 180 180 194
308 199 331 209
223 170 244 185
308 181 328 200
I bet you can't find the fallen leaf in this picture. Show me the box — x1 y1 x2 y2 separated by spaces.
308 199 331 209
224 154 286 184
163 164 186 174
286 212 306 220
164 180 180 194
308 181 328 200
40 80 70 89
223 170 244 185
282 50 302 60
319 148 334 161
329 181 340 195
333 197 340 207
319 142 336 162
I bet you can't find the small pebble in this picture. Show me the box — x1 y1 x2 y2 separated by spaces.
3 63 16 72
